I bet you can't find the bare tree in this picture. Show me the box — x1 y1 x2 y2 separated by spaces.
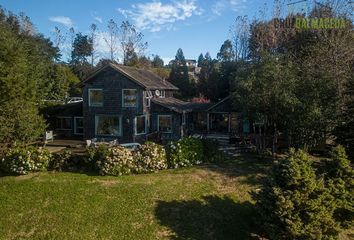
119 21 148 65
52 26 66 49
230 15 249 61
90 23 99 66
103 19 119 61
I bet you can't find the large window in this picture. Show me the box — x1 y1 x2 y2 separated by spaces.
135 115 146 135
158 115 172 133
95 115 122 136
55 117 72 130
122 89 137 107
74 117 83 135
89 89 103 107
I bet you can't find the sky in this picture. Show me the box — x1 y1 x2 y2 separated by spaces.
0 0 277 64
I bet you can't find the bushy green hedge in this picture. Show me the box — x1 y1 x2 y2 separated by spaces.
166 137 204 168
256 147 354 239
1 146 51 175
201 139 225 163
135 141 167 173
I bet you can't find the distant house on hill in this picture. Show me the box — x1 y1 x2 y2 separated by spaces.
44 63 250 143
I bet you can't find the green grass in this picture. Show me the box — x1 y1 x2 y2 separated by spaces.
1 154 352 239
0 154 269 240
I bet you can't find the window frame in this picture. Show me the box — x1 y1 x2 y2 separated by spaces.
88 88 103 107
134 115 147 135
158 115 172 133
55 117 72 130
122 89 138 108
95 115 122 137
74 117 84 135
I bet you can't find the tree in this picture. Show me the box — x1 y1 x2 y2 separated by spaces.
152 55 164 68
70 33 93 80
119 21 147 65
197 53 204 67
89 23 98 66
169 48 194 98
104 19 119 61
217 40 234 62
256 149 340 239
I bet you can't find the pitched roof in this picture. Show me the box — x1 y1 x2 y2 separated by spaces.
82 63 178 90
151 97 213 113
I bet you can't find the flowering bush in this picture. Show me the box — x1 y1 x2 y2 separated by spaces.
96 146 135 176
135 142 167 173
166 137 204 168
49 150 74 171
1 146 51 175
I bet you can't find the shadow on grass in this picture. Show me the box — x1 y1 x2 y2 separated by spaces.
155 195 262 240
203 153 272 186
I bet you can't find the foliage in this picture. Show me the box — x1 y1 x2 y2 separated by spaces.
70 32 94 80
169 48 195 98
255 149 340 239
49 150 91 172
135 141 167 173
1 146 51 175
166 137 204 168
201 139 225 163
324 146 354 229
95 146 135 176
152 55 164 68
0 10 58 148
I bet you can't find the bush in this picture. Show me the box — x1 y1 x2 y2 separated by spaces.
325 146 354 229
201 139 225 163
255 149 340 239
49 150 74 171
166 137 204 168
1 146 51 175
135 142 167 173
95 146 135 176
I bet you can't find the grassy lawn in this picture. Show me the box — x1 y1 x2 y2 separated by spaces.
1 154 352 240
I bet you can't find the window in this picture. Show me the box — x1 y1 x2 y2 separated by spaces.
56 117 72 130
160 90 165 98
74 117 83 135
135 115 146 135
122 89 137 107
95 115 122 136
89 89 103 107
158 115 172 133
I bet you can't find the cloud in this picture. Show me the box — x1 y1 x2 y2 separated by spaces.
48 16 73 27
117 0 203 32
94 16 103 23
211 0 248 16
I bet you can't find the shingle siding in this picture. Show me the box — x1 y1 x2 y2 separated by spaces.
83 67 146 142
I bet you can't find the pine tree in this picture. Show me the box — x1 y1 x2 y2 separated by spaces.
169 48 193 98
256 149 340 239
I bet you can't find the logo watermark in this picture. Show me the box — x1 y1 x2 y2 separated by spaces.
274 17 349 29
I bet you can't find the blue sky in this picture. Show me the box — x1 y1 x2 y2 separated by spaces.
0 0 275 63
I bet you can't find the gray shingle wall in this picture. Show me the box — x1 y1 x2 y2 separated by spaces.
83 67 146 143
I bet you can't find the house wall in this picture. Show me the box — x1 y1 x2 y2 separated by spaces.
150 103 182 141
82 67 147 143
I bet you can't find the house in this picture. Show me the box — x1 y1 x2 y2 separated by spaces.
44 63 249 143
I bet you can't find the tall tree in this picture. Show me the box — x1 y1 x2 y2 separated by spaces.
197 53 204 67
119 21 147 66
104 19 119 61
70 33 93 80
89 23 98 66
217 39 235 62
169 48 194 98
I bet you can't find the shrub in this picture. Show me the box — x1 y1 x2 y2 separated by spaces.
135 141 167 173
166 137 204 168
255 149 340 239
1 146 51 175
49 150 74 171
324 146 354 229
96 146 135 176
201 139 225 163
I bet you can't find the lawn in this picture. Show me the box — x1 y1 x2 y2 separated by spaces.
1 154 352 240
